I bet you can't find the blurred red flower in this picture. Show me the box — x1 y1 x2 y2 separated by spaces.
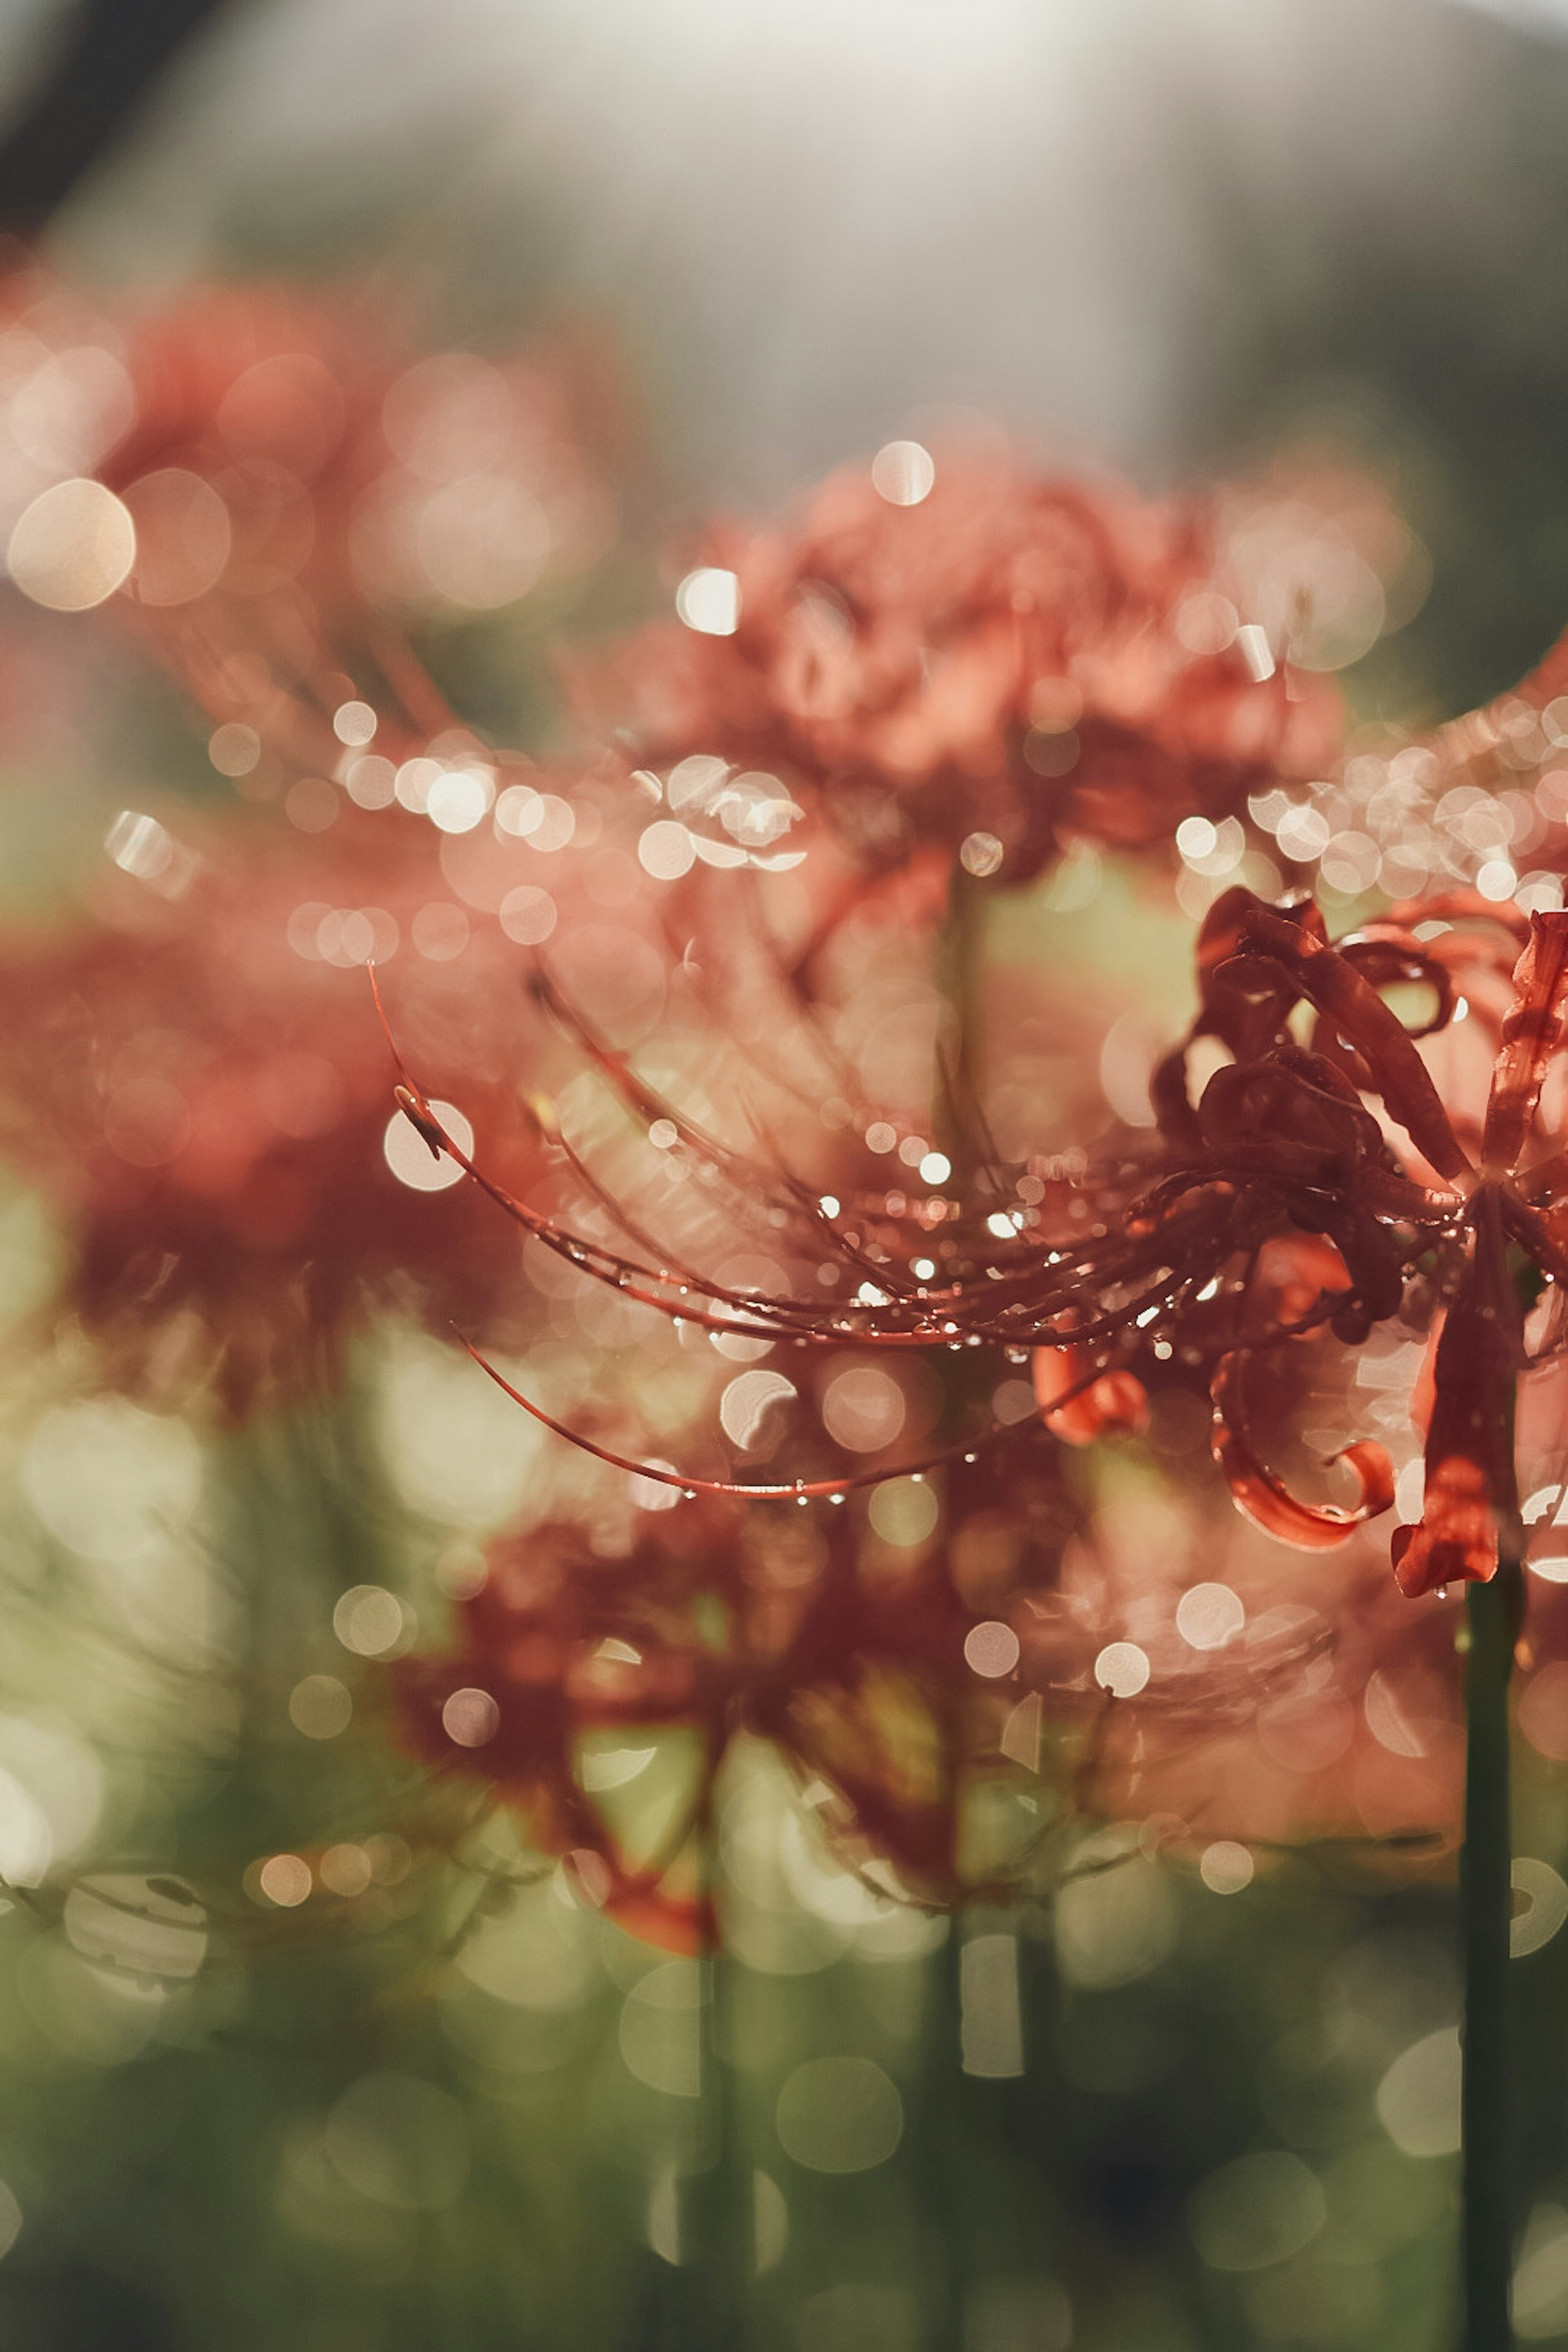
582 447 1343 890
0 797 609 1410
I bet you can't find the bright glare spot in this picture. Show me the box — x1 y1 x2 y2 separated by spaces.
818 1196 840 1219
1176 1582 1245 1650
579 1742 657 1793
332 699 377 747
258 1854 312 1908
775 2056 902 2173
124 465 231 606
867 1477 939 1547
288 1674 352 1740
959 1933 1024 2078
960 829 1004 878
395 757 440 813
8 477 135 609
494 782 542 835
964 1620 1020 1679
638 819 696 880
526 794 576 853
1189 2152 1325 2272
345 755 396 809
498 885 557 946
322 2075 469 2209
864 1123 897 1155
64 1873 207 1979
648 1117 679 1150
1395 1458 1426 1521
412 901 469 960
675 566 741 635
628 1459 682 1512
1176 817 1218 862
1514 2211 1568 2340
1174 590 1238 656
911 1258 936 1280
417 476 549 609
383 1099 472 1192
1478 858 1519 902
1094 1642 1151 1698
870 439 935 506
666 753 727 813
426 768 492 834
822 1366 906 1453
919 1151 952 1185
320 1844 373 1897
23 1399 200 1563
0 1766 53 1887
1055 1838 1177 1988
1200 1841 1254 1895
619 1960 704 2097
105 808 174 882
1376 2028 1461 2156
208 722 261 777
754 2172 788 2274
333 1584 408 1658
441 1687 500 1748
0 2180 22 2266
719 1370 796 1449
1234 622 1275 682
647 2174 680 2263
1512 1858 1568 1958
1275 805 1332 862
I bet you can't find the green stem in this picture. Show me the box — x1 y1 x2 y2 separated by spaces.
1462 1562 1520 2352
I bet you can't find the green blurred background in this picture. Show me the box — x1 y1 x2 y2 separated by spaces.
2 3 1568 2347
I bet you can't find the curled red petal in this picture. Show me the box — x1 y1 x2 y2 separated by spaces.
1230 904 1471 1182
1392 1184 1523 1600
1210 1352 1394 1551
1481 911 1568 1174
1391 1459 1498 1597
1031 1345 1147 1445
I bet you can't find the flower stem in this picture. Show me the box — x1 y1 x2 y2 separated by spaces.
1462 1561 1520 2352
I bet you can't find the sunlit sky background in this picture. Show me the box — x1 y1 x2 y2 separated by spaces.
0 0 1565 702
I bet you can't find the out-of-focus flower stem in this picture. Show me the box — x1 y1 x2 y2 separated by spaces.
937 864 989 1169
1461 1558 1521 2352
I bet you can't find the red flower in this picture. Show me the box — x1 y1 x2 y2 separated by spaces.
581 448 1342 889
396 884 1568 1609
0 267 621 790
395 1439 1100 1943
0 799 604 1410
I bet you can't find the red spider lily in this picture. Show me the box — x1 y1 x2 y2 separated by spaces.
0 798 619 1411
390 884 1568 1608
0 267 621 786
579 447 1342 894
394 1408 1485 1944
394 1443 1103 1946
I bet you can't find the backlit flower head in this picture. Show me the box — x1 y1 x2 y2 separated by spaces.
584 446 1343 892
0 267 620 795
0 797 628 1410
390 883 1568 1616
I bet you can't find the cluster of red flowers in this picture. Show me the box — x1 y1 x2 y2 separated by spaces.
384 880 1568 1933
10 278 1568 1948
